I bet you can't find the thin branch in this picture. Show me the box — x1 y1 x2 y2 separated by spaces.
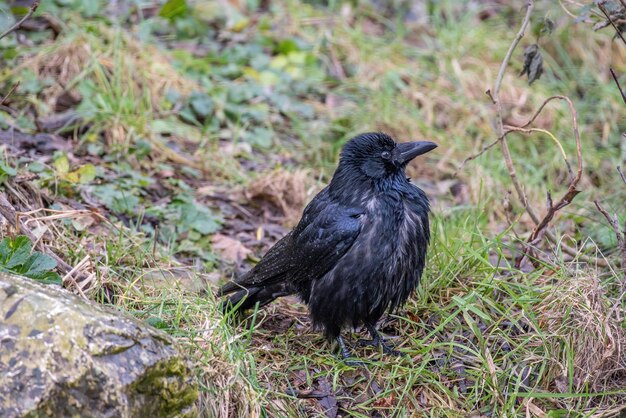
493 1 535 99
521 96 583 264
618 166 626 185
0 193 81 280
458 136 502 168
598 1 626 46
460 125 570 175
0 1 40 41
0 82 19 106
464 93 602 264
594 200 626 289
610 68 626 105
502 126 571 176
491 1 538 224
483 1 597 267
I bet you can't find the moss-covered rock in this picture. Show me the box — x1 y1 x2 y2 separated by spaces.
0 272 198 418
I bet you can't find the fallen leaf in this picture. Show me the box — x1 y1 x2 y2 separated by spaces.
373 394 395 408
212 234 252 263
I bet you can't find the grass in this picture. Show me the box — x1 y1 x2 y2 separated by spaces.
1 0 626 416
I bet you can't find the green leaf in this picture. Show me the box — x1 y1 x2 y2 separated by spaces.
19 69 42 94
0 3 16 33
54 155 70 175
27 162 45 173
179 202 222 234
76 164 96 184
76 0 103 17
21 252 57 277
150 117 202 142
276 39 300 55
33 271 62 285
0 161 17 177
159 0 187 19
244 127 274 148
0 236 60 284
0 237 11 262
90 184 140 214
146 316 169 329
4 236 32 269
189 93 214 118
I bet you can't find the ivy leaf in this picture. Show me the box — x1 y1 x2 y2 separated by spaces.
519 44 543 85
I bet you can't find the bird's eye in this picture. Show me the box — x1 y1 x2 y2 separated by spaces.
381 151 391 160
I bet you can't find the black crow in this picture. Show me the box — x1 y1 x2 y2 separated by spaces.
218 132 437 361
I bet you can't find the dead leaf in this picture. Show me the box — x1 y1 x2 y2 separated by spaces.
317 378 338 418
212 233 252 263
373 394 395 408
525 399 546 418
519 44 543 85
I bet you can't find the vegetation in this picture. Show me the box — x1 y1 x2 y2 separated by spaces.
0 0 625 416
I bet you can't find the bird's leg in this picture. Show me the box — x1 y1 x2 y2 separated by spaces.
336 335 364 366
357 323 400 356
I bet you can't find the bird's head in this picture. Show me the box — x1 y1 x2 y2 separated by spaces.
339 132 437 180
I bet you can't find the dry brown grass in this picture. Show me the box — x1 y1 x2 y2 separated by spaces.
538 268 626 406
16 26 198 112
246 169 309 227
189 308 264 418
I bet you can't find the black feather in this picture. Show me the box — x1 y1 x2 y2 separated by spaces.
218 132 436 358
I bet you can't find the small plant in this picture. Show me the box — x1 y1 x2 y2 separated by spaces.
0 235 61 285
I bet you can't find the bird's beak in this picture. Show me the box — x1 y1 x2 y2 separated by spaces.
396 141 438 165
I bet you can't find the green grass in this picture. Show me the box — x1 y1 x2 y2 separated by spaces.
1 0 626 416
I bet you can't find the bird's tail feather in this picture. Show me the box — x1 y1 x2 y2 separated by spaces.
220 284 292 313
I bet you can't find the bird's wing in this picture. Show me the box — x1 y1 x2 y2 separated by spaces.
218 191 363 295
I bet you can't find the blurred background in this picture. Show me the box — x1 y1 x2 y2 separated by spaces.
1 0 626 416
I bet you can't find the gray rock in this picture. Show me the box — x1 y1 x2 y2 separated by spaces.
0 272 198 418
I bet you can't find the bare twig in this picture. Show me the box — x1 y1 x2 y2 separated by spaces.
618 166 626 185
524 96 583 243
598 1 626 46
463 110 602 265
0 1 40 41
491 1 537 223
285 389 331 399
610 68 626 105
0 82 19 106
0 193 77 276
481 1 600 266
594 200 626 289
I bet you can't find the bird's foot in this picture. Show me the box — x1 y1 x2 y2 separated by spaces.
357 338 401 356
359 323 402 356
337 336 366 367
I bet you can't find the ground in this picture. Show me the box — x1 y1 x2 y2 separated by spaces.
1 0 626 417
